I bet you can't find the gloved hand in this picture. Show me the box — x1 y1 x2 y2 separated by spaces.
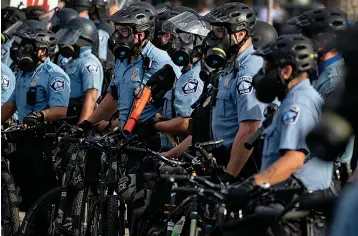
76 120 93 137
220 171 236 185
23 111 44 126
227 176 258 204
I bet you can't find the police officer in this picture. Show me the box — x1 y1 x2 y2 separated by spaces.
56 17 104 123
1 62 16 105
232 35 334 235
79 4 181 143
153 11 210 150
89 0 115 62
0 21 70 210
288 8 353 186
1 7 27 68
152 9 180 50
200 2 265 179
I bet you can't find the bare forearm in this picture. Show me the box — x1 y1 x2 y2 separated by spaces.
42 107 67 121
87 93 117 125
78 90 98 123
1 102 16 122
154 117 190 134
254 151 305 186
166 135 192 158
226 130 254 176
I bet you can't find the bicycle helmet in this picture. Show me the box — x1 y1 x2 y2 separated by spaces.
200 2 256 35
2 7 27 31
129 1 157 16
253 21 278 49
255 34 317 73
45 8 79 33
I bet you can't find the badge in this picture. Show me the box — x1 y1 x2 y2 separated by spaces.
237 76 253 95
50 77 65 92
133 87 141 96
85 63 99 74
181 78 199 95
30 79 37 86
131 68 139 80
282 105 300 125
1 76 10 89
224 78 230 86
203 96 211 107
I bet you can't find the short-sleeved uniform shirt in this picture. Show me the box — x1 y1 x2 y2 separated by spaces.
313 55 354 164
160 61 204 149
1 62 16 105
1 37 14 67
212 45 265 148
62 47 104 101
107 41 182 128
8 58 71 122
261 79 333 191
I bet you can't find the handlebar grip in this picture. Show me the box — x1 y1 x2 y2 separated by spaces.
182 152 195 161
120 134 138 149
44 133 57 138
244 126 264 150
172 187 200 194
60 136 82 143
124 146 147 153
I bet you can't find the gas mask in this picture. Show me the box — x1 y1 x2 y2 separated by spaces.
109 26 139 61
168 32 196 67
253 65 288 103
202 27 241 69
59 44 80 59
15 41 42 72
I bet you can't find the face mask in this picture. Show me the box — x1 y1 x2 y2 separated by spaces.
16 43 39 72
109 30 136 60
152 36 168 51
59 45 79 59
253 68 288 103
203 30 241 69
168 33 194 67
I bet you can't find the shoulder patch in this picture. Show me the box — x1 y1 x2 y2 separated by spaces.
50 77 65 92
237 76 253 95
181 78 199 95
1 75 10 89
282 105 300 125
85 63 99 74
324 87 335 99
1 47 8 58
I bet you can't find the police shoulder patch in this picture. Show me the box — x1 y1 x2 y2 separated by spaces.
237 76 253 95
1 75 10 89
85 63 99 74
282 105 300 125
50 77 65 92
1 47 8 57
181 78 199 95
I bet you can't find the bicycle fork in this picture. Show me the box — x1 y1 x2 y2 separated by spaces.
189 195 199 236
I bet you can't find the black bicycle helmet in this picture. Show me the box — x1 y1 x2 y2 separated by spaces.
253 20 278 49
287 8 348 37
255 34 317 73
47 8 79 33
108 5 155 39
56 17 98 46
200 2 256 35
65 0 91 13
129 1 157 16
173 6 199 17
91 0 108 7
22 6 46 20
155 10 180 35
14 20 57 56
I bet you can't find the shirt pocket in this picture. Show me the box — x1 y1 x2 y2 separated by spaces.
216 89 235 117
262 124 279 157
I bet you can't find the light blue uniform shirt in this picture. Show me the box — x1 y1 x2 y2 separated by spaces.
261 79 333 191
107 41 182 128
160 61 204 149
1 62 16 105
1 37 14 68
57 54 71 69
8 58 71 122
97 28 110 61
313 54 354 164
62 47 104 101
212 45 265 148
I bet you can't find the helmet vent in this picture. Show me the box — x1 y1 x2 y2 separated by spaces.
246 13 253 19
298 54 308 59
315 17 325 22
294 45 307 51
226 6 236 10
230 11 241 17
313 10 323 14
137 14 145 19
332 20 344 27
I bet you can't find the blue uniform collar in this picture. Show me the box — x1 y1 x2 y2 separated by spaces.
140 41 154 58
318 54 343 75
290 79 311 94
79 46 92 57
236 45 255 63
20 57 51 77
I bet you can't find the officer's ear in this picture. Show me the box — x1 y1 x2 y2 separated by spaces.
37 48 47 58
234 30 247 42
280 65 293 80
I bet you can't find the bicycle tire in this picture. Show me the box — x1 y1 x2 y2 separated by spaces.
1 163 20 236
106 196 119 236
18 187 64 236
72 189 84 236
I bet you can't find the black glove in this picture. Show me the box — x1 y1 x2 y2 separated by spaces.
227 176 258 204
220 172 236 184
23 111 44 126
76 120 93 136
